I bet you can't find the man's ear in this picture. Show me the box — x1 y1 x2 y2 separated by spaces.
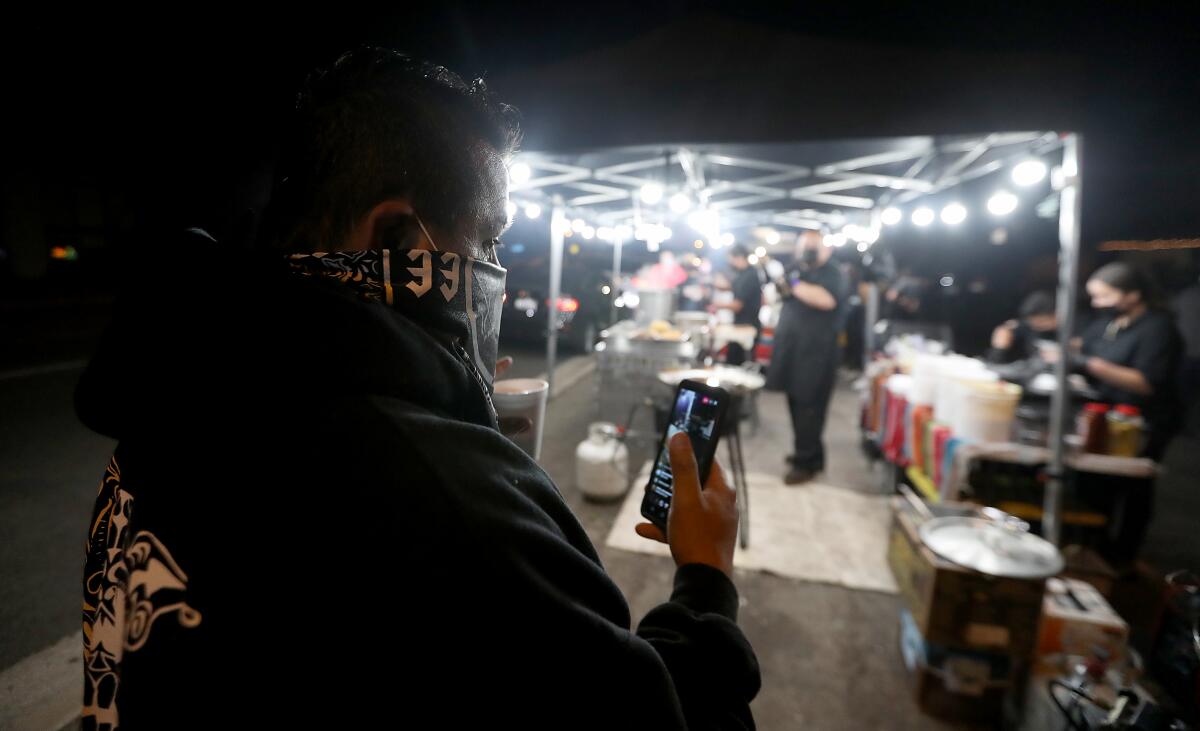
343 198 428 252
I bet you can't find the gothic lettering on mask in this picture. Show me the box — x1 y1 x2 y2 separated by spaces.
286 248 507 386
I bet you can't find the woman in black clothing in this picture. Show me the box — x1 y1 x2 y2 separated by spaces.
1049 263 1182 561
1075 263 1181 459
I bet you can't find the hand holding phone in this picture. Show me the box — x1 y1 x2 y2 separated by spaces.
637 381 739 577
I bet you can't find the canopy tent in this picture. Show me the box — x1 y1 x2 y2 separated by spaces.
490 14 1100 546
507 132 1062 241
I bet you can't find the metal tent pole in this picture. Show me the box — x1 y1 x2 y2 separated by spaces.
864 281 880 369
546 204 567 398
611 234 624 326
1044 133 1083 545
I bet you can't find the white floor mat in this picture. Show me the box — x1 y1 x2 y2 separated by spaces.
605 466 898 594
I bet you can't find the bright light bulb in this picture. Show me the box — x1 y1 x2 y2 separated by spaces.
765 230 781 245
857 241 870 252
615 224 633 240
639 183 664 205
505 200 517 221
719 232 735 247
581 226 595 240
597 227 614 241
686 208 719 236
987 191 1019 216
754 246 767 258
912 207 935 227
647 240 660 253
571 218 585 231
509 162 532 185
1012 160 1047 187
747 254 759 265
668 192 693 213
524 203 542 220
825 233 847 248
881 207 902 226
940 203 967 225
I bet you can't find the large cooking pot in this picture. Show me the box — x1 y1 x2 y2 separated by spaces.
919 508 1063 579
635 288 677 326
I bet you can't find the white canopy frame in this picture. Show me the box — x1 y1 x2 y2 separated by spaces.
520 132 1081 547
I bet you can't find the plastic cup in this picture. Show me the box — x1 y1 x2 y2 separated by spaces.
493 378 550 460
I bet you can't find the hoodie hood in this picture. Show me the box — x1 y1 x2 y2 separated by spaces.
75 229 496 440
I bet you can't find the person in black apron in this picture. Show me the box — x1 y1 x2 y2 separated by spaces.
711 243 763 365
766 231 845 484
988 290 1058 364
1053 263 1182 559
1074 263 1181 459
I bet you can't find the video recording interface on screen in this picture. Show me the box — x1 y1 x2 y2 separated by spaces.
649 388 720 500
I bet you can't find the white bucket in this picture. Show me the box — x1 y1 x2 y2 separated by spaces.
934 359 993 424
911 354 945 407
887 373 914 398
954 381 1022 443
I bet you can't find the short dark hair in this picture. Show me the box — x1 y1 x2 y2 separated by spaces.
262 47 521 252
1090 262 1149 297
728 243 749 259
1018 290 1056 319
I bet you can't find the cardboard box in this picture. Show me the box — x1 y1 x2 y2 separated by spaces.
899 609 1016 723
887 498 1047 658
1059 545 1117 598
1036 577 1129 671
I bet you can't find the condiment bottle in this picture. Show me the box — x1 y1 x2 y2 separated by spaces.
1106 404 1143 457
1077 402 1110 455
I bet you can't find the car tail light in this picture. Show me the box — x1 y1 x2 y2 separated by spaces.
555 296 580 313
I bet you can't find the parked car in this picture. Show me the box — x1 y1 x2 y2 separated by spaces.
501 260 617 352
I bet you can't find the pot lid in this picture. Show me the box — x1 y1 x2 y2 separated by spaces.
918 517 1063 579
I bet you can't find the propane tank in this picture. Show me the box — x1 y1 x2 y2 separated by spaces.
575 422 629 501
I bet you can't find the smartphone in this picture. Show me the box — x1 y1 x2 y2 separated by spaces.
640 379 731 533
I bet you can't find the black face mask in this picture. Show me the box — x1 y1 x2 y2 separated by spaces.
801 248 820 267
285 248 507 389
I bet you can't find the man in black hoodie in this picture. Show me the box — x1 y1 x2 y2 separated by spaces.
75 48 759 729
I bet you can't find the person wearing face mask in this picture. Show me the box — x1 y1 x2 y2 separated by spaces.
987 290 1059 364
765 231 846 484
1063 263 1181 459
73 49 758 729
710 243 763 365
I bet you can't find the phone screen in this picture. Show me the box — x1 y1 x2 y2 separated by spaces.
642 380 729 530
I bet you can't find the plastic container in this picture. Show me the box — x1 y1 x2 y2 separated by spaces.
911 405 934 472
952 381 1022 444
911 354 946 407
1076 403 1110 455
1106 405 1144 458
937 364 998 431
575 422 630 501
884 375 914 463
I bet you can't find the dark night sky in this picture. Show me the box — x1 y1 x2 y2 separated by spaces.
3 2 1198 268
